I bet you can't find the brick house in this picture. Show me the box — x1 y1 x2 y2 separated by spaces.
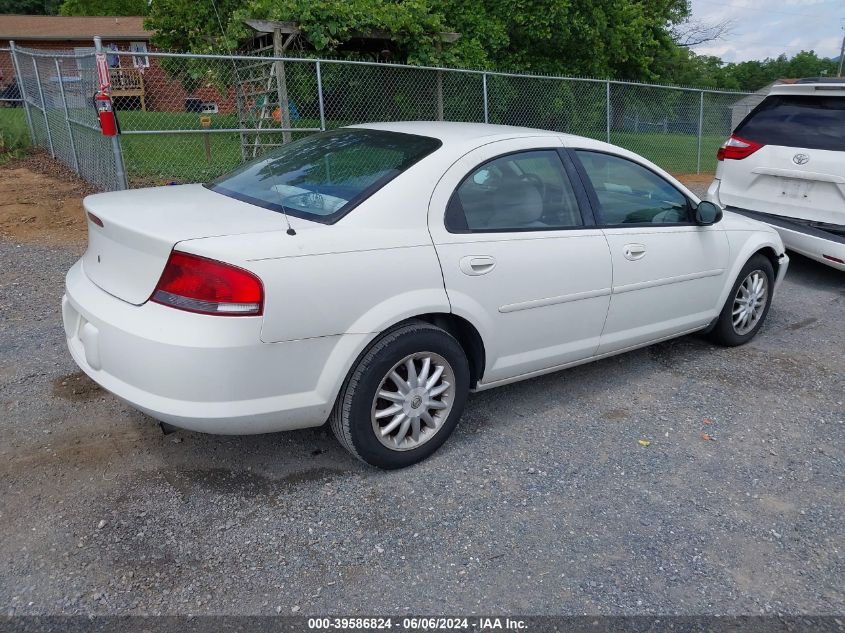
0 15 236 113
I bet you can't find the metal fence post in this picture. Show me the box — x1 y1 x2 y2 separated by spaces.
696 90 704 175
30 56 55 157
606 80 611 143
9 42 36 144
94 36 128 190
435 68 444 121
54 58 80 174
272 30 292 145
482 72 489 124
316 60 326 131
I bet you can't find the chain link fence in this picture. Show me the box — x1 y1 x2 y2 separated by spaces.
2 43 754 190
0 47 23 107
5 44 124 190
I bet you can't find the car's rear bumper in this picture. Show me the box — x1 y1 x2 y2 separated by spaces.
726 207 845 272
63 259 366 434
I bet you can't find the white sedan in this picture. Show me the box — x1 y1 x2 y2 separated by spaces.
63 122 789 468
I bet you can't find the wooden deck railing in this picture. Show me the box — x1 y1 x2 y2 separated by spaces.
110 68 145 110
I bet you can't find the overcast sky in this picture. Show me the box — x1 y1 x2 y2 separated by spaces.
688 0 843 62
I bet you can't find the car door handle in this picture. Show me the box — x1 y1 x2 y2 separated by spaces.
459 256 496 276
623 243 646 261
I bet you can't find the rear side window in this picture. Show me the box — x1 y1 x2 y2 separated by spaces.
207 129 441 224
735 95 845 152
445 150 583 232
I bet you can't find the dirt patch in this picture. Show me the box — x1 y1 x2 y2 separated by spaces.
0 151 97 246
601 408 629 421
787 317 818 331
161 467 344 502
673 172 716 189
52 370 103 401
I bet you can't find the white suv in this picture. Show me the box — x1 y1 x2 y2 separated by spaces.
707 81 845 271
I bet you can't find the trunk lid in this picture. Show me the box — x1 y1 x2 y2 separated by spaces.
81 184 290 305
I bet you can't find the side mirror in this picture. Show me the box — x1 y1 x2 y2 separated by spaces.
695 200 723 226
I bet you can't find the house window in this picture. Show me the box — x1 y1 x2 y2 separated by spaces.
74 47 96 71
106 43 120 68
129 42 149 68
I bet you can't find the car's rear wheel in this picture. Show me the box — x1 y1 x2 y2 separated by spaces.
708 254 774 346
330 321 470 469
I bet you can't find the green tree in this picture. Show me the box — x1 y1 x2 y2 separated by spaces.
146 0 690 80
59 0 148 16
0 0 62 14
146 0 839 91
721 51 838 91
654 47 740 89
435 0 689 79
783 50 837 79
146 0 241 52
653 48 839 92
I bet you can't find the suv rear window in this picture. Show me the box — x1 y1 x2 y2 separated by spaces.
735 94 845 152
207 128 441 224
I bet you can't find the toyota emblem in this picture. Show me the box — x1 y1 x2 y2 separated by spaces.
792 153 809 165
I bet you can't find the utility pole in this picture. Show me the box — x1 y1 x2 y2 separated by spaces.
838 20 845 77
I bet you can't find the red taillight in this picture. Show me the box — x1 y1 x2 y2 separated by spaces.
717 134 764 161
150 251 263 316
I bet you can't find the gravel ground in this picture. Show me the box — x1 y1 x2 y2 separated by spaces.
0 234 843 617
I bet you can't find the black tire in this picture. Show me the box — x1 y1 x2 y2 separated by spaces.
708 254 775 347
330 321 470 469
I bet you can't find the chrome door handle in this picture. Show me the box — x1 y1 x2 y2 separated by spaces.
623 243 646 261
459 255 496 276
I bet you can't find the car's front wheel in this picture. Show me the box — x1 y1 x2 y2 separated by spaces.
708 254 775 346
330 321 470 469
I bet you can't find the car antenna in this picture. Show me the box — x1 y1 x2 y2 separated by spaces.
280 202 297 236
271 185 297 236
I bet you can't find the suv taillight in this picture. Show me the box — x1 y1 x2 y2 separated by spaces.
150 251 263 316
717 134 764 161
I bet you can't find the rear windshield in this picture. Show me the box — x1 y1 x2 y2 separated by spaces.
735 94 845 152
207 128 441 223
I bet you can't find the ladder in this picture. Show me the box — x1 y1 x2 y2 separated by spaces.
235 36 295 159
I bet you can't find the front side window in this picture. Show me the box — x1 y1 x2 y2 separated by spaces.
208 129 441 223
446 150 583 232
735 94 845 152
575 151 690 225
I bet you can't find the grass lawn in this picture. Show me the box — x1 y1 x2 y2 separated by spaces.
120 132 246 186
611 131 725 174
0 108 31 163
4 107 726 185
115 110 322 186
120 128 725 187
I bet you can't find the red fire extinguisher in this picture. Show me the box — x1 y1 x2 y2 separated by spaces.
94 91 118 136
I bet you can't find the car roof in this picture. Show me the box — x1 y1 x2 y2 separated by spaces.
768 83 845 97
352 121 572 144
348 121 693 200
